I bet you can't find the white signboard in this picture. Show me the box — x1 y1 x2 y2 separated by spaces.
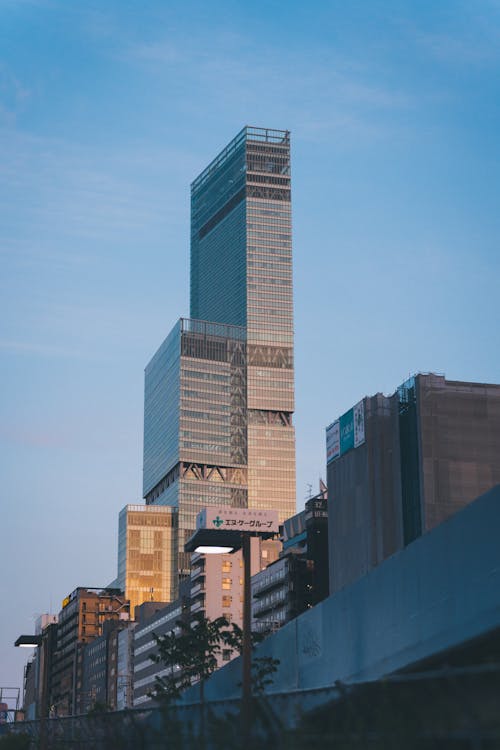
353 400 365 447
326 420 340 464
326 398 365 464
196 507 279 533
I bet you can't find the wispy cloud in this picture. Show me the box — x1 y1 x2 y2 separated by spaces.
0 129 195 250
0 339 92 360
415 29 500 65
0 63 31 123
0 424 71 449
122 31 416 149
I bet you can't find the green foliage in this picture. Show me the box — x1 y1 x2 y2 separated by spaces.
150 612 281 707
228 622 280 696
149 613 236 704
250 656 280 696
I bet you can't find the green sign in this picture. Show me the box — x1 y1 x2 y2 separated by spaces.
327 400 365 463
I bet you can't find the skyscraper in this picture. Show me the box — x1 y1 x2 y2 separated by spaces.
144 126 296 577
191 126 295 520
144 318 248 574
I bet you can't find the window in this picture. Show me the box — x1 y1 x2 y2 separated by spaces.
222 560 232 573
222 577 232 590
222 595 232 608
222 649 231 662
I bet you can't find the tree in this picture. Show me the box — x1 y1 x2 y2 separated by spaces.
150 613 234 705
151 613 237 744
224 622 280 696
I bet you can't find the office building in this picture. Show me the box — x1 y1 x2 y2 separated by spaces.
144 127 296 576
251 486 329 635
326 373 500 593
190 538 281 635
132 585 191 707
117 504 178 612
50 588 129 716
116 625 136 710
18 615 58 720
80 619 131 713
144 318 248 574
191 126 295 521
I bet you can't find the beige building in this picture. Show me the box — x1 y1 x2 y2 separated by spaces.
117 505 178 615
190 538 281 665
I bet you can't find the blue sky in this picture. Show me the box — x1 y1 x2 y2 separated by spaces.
1 0 499 690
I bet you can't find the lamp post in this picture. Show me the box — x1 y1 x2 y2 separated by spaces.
185 507 279 747
15 634 47 750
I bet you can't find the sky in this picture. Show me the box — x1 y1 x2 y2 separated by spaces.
1 0 499 692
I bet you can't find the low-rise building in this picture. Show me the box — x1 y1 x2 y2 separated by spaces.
49 588 129 716
251 486 329 635
132 585 190 707
190 538 281 655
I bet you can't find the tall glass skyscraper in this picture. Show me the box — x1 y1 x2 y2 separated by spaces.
191 127 295 521
144 127 296 579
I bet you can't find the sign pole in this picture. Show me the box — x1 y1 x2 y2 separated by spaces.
241 533 252 747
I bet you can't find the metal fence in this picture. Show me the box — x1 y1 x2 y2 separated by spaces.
2 664 500 749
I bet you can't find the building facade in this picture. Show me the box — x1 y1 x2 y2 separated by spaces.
116 625 136 710
326 373 500 594
143 319 248 575
117 504 178 613
251 488 329 635
49 588 129 716
144 126 296 579
190 126 296 522
132 588 191 707
190 537 281 634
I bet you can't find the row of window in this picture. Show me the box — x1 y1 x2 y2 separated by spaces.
182 410 230 422
247 258 291 269
182 370 230 382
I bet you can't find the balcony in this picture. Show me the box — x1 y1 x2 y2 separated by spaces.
190 566 205 583
190 581 205 598
190 598 205 614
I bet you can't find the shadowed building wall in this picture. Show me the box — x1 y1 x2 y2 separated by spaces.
327 374 500 594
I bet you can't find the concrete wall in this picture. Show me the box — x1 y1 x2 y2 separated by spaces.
184 485 500 702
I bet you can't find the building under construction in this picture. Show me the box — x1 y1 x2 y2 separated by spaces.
326 373 500 594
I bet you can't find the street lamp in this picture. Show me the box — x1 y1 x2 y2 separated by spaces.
185 507 279 746
14 636 42 648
